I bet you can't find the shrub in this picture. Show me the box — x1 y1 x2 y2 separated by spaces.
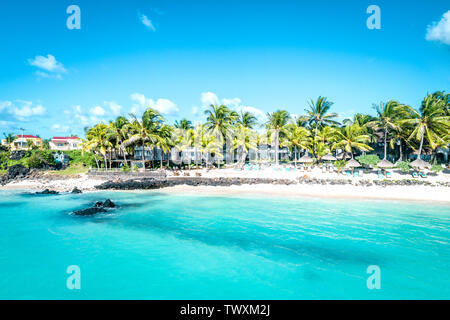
356 154 380 168
27 154 43 168
431 164 444 174
122 163 130 172
395 161 410 173
65 150 96 167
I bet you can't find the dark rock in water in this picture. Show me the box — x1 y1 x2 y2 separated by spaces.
7 164 30 180
102 199 115 208
73 207 107 216
73 199 116 216
71 187 82 194
94 199 116 208
35 189 59 195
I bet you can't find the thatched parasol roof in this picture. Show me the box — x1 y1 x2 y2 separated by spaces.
298 155 314 163
410 158 431 168
345 159 361 168
377 159 394 168
336 152 351 160
322 154 337 161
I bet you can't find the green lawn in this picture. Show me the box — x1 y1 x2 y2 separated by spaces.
46 164 89 176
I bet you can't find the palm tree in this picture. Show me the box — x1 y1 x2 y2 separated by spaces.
204 104 235 167
232 125 257 165
266 110 290 165
174 118 193 130
282 124 312 166
400 94 450 160
237 111 258 129
331 123 373 159
155 124 172 168
84 124 111 168
121 109 166 169
367 101 406 160
305 96 339 157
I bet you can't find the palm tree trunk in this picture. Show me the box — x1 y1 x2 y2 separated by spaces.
275 129 279 165
142 142 146 170
294 146 298 167
418 133 424 159
399 140 403 162
383 127 387 160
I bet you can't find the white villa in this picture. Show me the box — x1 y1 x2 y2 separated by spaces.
49 136 83 151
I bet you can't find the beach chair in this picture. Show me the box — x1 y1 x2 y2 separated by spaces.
386 171 392 178
377 170 384 179
411 171 419 178
419 171 428 178
346 170 352 177
353 171 359 178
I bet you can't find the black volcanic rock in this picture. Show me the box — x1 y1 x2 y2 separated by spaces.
35 189 59 195
7 164 30 180
73 207 107 216
71 187 82 194
73 199 116 216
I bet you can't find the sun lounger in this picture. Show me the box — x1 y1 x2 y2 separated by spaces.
353 171 359 177
346 170 352 177
386 171 392 178
412 172 419 178
419 171 427 178
378 171 384 179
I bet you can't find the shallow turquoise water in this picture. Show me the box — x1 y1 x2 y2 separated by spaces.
0 189 449 299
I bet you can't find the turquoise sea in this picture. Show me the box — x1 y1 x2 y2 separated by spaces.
0 189 449 299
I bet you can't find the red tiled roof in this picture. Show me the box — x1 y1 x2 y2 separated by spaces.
18 135 40 139
52 137 80 140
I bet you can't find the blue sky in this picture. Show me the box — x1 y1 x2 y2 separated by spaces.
0 0 449 138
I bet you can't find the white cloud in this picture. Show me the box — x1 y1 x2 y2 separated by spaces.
90 106 106 117
28 54 66 73
104 101 123 116
139 14 156 31
0 101 12 112
201 92 220 107
52 124 70 132
200 92 266 123
426 10 450 45
130 93 179 116
1 100 47 120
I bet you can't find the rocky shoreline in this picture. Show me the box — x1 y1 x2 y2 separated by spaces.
94 176 450 191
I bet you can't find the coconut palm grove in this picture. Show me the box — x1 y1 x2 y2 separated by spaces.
63 91 450 172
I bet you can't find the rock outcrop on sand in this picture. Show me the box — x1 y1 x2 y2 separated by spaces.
95 177 296 190
72 199 117 216
0 164 31 185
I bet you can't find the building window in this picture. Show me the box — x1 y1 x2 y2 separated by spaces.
57 143 64 147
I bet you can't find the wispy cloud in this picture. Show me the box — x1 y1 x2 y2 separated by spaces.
28 54 66 79
130 93 179 116
426 10 450 45
0 100 46 121
139 13 156 31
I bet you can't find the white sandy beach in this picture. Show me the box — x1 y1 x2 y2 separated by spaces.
1 168 449 203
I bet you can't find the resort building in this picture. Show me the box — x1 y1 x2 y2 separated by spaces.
49 137 83 151
10 135 42 150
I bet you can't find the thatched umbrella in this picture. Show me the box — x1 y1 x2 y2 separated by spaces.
298 154 314 163
336 152 351 160
322 154 337 161
377 159 394 177
345 159 361 174
410 158 431 169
